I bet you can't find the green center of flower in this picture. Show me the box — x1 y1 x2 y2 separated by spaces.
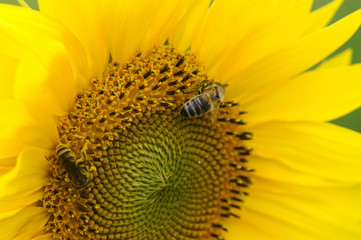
43 45 252 240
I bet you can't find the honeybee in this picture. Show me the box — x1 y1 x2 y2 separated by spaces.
180 81 225 123
56 144 94 188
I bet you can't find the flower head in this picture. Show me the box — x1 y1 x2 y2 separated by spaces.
1 0 361 239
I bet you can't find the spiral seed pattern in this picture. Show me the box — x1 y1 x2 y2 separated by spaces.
43 45 252 240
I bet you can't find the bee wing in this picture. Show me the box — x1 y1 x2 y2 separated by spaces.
210 101 221 124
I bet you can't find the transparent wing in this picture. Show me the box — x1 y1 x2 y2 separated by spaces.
210 101 221 124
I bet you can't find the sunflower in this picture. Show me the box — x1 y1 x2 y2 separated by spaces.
1 0 361 239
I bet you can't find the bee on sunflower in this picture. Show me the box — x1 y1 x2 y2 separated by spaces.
1 0 361 239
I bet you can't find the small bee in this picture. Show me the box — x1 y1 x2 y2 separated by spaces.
56 144 93 188
180 81 225 123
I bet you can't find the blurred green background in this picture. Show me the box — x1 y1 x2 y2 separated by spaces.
1 0 361 132
313 0 361 133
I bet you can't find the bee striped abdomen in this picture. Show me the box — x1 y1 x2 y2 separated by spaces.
180 81 225 122
180 95 210 117
56 145 76 164
56 144 90 187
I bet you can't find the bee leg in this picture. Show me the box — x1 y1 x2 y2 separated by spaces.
87 166 97 184
55 170 67 183
199 80 211 91
59 170 66 177
76 158 85 165
182 89 201 94
200 83 206 92
75 140 91 166
80 140 90 162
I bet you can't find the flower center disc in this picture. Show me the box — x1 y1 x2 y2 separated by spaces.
43 45 252 240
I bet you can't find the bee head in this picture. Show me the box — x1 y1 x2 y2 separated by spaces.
214 83 225 102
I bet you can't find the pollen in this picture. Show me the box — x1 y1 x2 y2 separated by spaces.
42 45 253 239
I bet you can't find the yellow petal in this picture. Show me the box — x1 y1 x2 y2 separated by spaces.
247 155 352 187
191 0 268 70
0 148 49 198
303 0 343 34
0 191 43 220
319 48 353 68
0 156 16 170
244 64 361 124
225 212 315 240
225 182 361 239
0 207 49 240
227 8 361 102
29 234 53 240
14 44 77 115
14 230 48 240
0 209 21 221
170 0 211 51
0 99 58 159
0 52 17 99
0 4 90 114
38 0 109 77
100 0 193 63
248 121 361 182
197 0 312 79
